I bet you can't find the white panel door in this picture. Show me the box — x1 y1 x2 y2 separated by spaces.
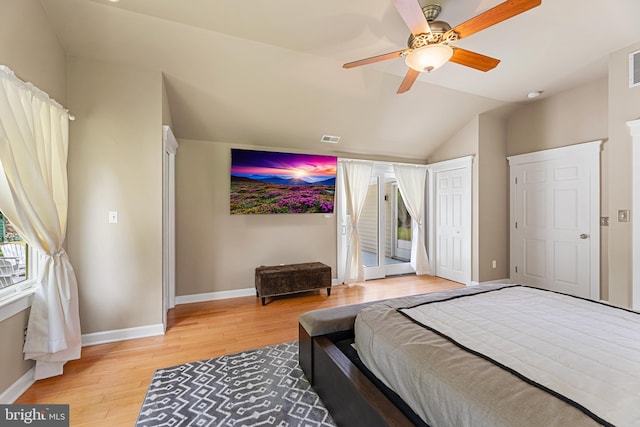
510 142 601 299
435 168 469 284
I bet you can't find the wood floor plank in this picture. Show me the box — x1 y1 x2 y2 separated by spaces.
15 275 463 425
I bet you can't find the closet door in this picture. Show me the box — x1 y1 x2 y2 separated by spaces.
428 156 472 286
433 166 470 284
509 141 601 299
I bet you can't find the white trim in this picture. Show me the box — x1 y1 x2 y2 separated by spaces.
628 119 640 310
427 155 473 172
0 367 35 404
427 156 473 286
469 279 512 287
630 50 640 88
176 287 257 305
81 323 165 347
163 125 178 155
162 125 178 332
507 141 602 166
338 157 426 170
176 281 338 305
0 284 36 322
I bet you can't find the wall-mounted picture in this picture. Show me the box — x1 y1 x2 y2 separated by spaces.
230 149 337 215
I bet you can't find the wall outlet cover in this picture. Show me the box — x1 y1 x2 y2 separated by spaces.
618 210 630 222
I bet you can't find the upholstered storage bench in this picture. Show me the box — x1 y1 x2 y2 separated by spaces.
255 262 331 305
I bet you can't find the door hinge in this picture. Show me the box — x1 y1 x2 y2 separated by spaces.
515 177 518 185
515 266 518 273
515 221 518 229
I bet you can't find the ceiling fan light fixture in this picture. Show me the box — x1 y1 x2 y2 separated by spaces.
404 44 453 73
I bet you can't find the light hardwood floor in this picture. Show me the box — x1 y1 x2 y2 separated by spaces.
15 275 462 426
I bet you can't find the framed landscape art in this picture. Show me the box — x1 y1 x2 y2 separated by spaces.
230 149 337 215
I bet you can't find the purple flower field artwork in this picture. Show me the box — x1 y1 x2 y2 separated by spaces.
230 149 337 215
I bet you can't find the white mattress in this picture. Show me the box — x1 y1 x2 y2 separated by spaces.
354 284 636 427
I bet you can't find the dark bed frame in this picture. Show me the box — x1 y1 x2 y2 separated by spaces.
299 323 416 427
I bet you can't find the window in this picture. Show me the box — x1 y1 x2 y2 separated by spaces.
0 211 28 290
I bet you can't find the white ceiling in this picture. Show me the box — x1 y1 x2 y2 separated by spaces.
40 0 640 160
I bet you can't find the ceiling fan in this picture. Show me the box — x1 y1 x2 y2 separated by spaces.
344 0 542 93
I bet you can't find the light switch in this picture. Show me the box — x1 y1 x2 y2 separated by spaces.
108 211 118 224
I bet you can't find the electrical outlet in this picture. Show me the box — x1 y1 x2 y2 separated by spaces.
492 260 497 269
108 211 118 224
600 217 609 226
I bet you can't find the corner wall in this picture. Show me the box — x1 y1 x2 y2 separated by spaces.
478 114 509 281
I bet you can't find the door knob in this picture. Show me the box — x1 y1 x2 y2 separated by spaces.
580 234 589 239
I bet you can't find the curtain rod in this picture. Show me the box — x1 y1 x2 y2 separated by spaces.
0 65 75 121
338 157 427 168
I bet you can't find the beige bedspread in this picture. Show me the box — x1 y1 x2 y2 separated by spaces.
353 284 615 427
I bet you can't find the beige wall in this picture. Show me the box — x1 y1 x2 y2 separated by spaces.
0 0 67 103
175 139 337 296
66 57 163 333
478 114 509 281
608 41 640 306
506 78 608 156
162 75 174 128
0 0 66 397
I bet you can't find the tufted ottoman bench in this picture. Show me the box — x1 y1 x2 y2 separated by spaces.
255 262 331 305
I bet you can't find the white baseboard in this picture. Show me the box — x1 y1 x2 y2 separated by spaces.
2 325 165 401
176 288 257 305
81 323 165 347
469 279 511 287
0 367 34 404
176 280 338 305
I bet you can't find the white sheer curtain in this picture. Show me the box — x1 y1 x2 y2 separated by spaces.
393 164 430 275
0 66 80 379
341 160 373 283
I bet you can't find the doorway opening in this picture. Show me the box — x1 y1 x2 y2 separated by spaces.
337 162 416 282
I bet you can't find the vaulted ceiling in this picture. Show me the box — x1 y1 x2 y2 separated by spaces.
40 0 640 160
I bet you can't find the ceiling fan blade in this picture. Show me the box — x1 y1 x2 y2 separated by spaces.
391 0 430 36
397 69 420 94
343 50 407 69
450 48 500 72
452 0 541 39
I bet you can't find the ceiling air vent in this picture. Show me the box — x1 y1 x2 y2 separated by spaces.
630 49 640 88
321 135 341 144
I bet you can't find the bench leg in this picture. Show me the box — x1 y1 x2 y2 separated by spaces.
327 287 331 297
261 297 266 306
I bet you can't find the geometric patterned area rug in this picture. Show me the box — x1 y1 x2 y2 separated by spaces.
136 341 337 427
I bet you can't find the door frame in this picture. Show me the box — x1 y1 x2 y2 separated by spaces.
162 125 178 332
507 141 601 300
391 182 412 262
427 156 473 286
628 119 640 310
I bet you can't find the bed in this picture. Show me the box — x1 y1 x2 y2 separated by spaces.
298 283 640 427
